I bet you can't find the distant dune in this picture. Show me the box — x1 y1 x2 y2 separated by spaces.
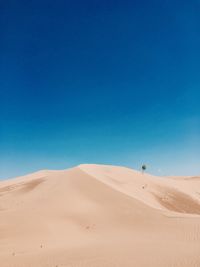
0 164 200 267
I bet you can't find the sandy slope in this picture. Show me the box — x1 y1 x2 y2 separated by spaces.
0 164 200 267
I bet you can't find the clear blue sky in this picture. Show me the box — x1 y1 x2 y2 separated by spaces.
0 0 200 179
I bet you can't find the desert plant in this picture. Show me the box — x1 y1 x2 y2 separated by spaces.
141 164 147 173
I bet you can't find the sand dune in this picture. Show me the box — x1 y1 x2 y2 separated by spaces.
0 164 200 267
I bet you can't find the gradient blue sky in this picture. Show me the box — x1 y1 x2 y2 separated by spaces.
0 0 200 179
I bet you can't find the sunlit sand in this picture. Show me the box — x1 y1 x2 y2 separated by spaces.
0 164 200 267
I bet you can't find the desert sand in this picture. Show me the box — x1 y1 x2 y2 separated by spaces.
0 164 200 267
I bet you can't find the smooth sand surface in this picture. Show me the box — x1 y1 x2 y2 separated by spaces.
0 164 200 267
